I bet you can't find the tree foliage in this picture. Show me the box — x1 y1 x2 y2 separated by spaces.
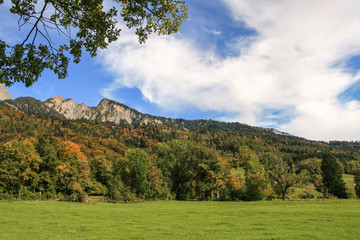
154 140 224 200
0 106 359 202
241 147 269 201
264 155 306 200
320 153 348 198
354 169 360 198
0 135 90 201
126 148 151 198
0 0 188 87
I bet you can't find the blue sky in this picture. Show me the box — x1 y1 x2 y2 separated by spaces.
2 0 360 141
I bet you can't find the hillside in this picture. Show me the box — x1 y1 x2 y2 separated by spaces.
0 87 360 202
1 94 297 139
0 103 360 202
0 84 296 137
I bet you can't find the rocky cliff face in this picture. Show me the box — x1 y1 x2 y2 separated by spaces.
0 94 294 137
0 84 12 101
44 96 163 125
44 96 89 120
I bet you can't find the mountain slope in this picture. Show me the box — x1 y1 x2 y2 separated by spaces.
1 105 359 202
0 94 296 139
0 84 294 138
0 97 66 120
0 83 12 101
44 96 165 125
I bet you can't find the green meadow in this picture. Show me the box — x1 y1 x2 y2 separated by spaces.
0 200 360 240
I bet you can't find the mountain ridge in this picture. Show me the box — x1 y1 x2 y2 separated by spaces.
44 95 165 126
44 95 296 137
0 85 294 138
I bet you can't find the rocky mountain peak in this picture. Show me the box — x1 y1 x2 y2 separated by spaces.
0 84 13 101
43 96 157 125
99 98 111 105
53 95 64 101
64 98 76 103
45 96 82 119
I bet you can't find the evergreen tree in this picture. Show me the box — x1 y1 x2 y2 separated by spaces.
320 153 348 198
354 169 360 198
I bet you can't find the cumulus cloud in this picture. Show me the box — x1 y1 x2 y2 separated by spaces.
100 0 360 141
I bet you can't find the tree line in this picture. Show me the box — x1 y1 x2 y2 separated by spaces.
0 107 360 202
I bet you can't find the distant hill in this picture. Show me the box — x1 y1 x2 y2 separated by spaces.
0 97 66 120
2 91 360 160
1 91 360 202
0 93 297 139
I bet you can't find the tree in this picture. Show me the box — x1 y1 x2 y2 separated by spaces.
163 140 189 200
126 148 151 198
265 156 307 201
36 134 90 201
354 169 360 198
155 140 223 200
299 158 322 190
89 155 113 189
320 153 348 198
154 142 175 189
0 0 188 87
0 141 42 198
241 146 268 201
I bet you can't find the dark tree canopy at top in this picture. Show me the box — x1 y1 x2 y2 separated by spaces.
0 0 188 87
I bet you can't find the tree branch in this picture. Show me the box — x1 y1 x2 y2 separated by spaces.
22 2 49 46
132 0 160 18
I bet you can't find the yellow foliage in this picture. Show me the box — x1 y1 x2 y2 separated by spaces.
228 173 243 190
65 141 88 162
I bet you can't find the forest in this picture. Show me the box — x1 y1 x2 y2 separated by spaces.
1 106 360 203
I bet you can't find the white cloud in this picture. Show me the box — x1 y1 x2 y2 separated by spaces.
204 28 222 35
100 0 360 141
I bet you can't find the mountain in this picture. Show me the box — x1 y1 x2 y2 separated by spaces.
8 95 288 137
0 85 294 138
0 84 12 101
44 96 164 125
1 85 360 202
0 97 66 120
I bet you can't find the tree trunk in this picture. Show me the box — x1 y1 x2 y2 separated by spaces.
282 186 289 201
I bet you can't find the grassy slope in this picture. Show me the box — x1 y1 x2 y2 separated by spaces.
343 174 356 197
1 200 360 240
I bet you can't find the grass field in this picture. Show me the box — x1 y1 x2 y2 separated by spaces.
0 200 360 240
